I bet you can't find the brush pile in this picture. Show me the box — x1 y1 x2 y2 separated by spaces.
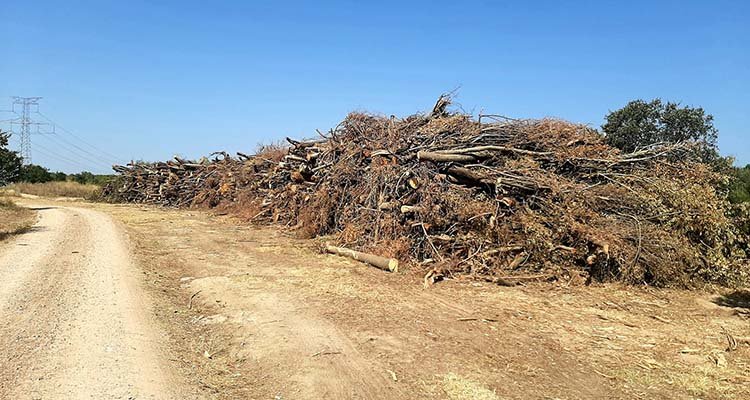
103 97 749 287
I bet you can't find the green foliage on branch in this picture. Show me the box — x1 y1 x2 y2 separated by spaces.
18 164 57 183
729 165 750 204
0 131 23 185
602 99 719 161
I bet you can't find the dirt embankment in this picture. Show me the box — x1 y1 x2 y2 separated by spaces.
95 201 750 400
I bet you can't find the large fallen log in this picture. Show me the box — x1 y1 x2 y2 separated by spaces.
325 245 399 272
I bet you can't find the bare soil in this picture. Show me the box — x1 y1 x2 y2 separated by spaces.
99 202 750 399
2 198 749 399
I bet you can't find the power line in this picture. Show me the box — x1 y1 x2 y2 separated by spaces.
31 141 98 171
35 125 116 168
5 128 97 172
36 135 114 170
35 111 128 164
3 97 125 172
7 125 109 171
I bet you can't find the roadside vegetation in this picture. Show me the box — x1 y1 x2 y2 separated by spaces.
0 197 35 241
1 129 112 200
14 164 114 186
2 181 101 199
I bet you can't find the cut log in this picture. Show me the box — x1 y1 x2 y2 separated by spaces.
284 154 308 163
435 145 552 157
400 205 424 214
417 151 477 163
378 201 400 211
325 245 399 272
445 166 493 185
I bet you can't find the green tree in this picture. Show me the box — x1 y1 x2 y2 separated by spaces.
0 130 23 185
602 99 719 160
52 171 68 181
729 165 750 204
72 171 95 184
19 164 54 183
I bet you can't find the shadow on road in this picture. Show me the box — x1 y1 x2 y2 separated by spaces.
29 206 57 211
713 290 750 309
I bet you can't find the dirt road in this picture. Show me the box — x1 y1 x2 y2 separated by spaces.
1 199 749 399
0 203 192 399
105 202 750 400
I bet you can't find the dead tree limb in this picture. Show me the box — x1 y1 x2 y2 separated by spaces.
417 151 477 163
436 146 552 157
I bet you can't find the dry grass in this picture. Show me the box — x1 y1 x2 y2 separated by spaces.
613 359 744 399
4 181 100 199
442 373 500 400
0 198 36 240
0 188 20 197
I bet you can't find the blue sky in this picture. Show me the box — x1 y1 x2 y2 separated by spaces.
1 0 748 173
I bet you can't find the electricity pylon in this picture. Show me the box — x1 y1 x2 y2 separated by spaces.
9 96 53 164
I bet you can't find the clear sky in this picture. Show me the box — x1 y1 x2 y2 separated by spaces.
1 0 748 173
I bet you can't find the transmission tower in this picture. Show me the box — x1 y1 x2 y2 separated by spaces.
8 96 52 165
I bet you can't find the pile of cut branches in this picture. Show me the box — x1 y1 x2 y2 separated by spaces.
103 97 749 287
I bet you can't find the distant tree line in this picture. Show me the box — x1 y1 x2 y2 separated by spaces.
15 164 113 185
0 130 114 186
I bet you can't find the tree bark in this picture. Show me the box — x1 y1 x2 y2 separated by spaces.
417 151 477 163
325 245 399 272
